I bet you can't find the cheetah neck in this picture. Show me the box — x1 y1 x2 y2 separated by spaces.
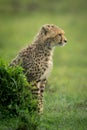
33 37 55 51
31 39 54 80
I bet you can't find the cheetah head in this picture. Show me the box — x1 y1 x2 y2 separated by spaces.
40 24 67 48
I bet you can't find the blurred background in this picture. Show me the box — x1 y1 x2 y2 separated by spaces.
0 0 87 61
0 0 87 129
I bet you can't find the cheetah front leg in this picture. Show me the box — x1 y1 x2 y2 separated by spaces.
31 79 47 113
40 78 47 96
39 79 47 113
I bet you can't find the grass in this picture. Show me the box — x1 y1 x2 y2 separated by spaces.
0 0 87 129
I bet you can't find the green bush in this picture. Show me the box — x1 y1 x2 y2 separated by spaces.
0 59 39 130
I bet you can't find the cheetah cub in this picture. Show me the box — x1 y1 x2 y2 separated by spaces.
10 24 67 113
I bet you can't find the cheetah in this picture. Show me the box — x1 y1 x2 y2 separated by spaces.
10 24 67 113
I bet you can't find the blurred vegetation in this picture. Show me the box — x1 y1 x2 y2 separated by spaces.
0 0 87 130
0 60 39 130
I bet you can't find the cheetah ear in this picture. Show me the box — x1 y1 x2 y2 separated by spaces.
41 26 48 35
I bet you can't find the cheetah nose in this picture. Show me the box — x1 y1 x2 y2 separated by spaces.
64 40 67 43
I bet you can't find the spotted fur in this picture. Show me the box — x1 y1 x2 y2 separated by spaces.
10 24 67 113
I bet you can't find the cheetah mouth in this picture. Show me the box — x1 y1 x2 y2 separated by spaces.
58 42 67 46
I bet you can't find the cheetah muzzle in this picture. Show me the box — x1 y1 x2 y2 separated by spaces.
10 24 67 113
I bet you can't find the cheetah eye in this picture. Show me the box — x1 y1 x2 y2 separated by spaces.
47 25 50 27
58 34 61 36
